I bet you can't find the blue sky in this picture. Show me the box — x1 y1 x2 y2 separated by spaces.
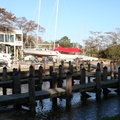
1 0 120 46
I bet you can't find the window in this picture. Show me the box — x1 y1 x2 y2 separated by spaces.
16 34 21 41
10 35 14 42
0 34 4 42
5 34 9 42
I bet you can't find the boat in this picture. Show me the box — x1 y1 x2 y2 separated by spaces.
23 0 98 62
23 48 98 62
0 53 12 67
0 44 12 67
23 48 58 57
23 0 59 61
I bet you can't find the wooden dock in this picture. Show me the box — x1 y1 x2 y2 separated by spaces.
0 60 119 114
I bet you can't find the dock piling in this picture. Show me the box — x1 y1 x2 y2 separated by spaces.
28 65 36 114
13 70 21 109
96 68 101 101
36 65 43 90
117 67 120 94
66 71 72 111
2 67 7 95
58 65 63 87
52 71 58 108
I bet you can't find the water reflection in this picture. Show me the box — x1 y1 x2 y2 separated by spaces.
34 91 120 120
1 62 120 120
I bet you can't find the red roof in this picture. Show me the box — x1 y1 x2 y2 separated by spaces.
54 46 83 53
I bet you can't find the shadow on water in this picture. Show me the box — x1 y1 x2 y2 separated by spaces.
0 86 120 120
35 92 120 120
1 91 120 120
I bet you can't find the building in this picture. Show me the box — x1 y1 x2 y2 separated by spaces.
0 29 23 59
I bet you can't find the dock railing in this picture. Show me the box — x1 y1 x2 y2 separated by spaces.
0 60 119 114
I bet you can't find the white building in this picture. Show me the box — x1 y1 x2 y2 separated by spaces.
0 29 23 59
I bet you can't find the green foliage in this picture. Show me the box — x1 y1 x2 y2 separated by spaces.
56 36 72 47
98 49 108 58
85 48 98 57
98 44 120 60
85 44 120 59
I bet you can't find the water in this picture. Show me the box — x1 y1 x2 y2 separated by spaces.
34 91 120 120
0 83 120 120
9 93 120 119
0 62 120 120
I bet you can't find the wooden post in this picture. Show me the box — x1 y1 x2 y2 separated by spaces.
76 58 79 73
68 61 74 85
81 68 86 84
96 68 101 101
53 62 56 71
113 60 116 70
80 67 90 98
36 66 43 90
69 64 73 74
13 72 21 94
52 71 58 89
100 61 103 71
68 61 72 72
66 71 72 111
82 60 84 67
88 76 90 83
58 65 63 87
49 66 53 88
102 66 108 81
61 60 64 66
18 63 21 73
87 60 91 83
69 61 71 67
29 65 35 76
2 67 7 95
13 68 17 76
102 66 110 95
97 63 100 69
113 60 117 79
13 71 21 109
88 60 91 72
43 61 46 75
110 61 114 79
80 64 84 71
61 60 64 73
79 64 83 84
117 67 120 95
52 71 58 109
28 65 36 114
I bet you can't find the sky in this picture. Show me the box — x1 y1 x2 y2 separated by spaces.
1 0 120 46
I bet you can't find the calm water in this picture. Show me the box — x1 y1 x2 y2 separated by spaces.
0 62 120 120
0 90 120 120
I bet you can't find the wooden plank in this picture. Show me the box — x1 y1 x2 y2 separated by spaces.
0 88 66 106
72 83 96 92
101 79 118 88
0 78 119 107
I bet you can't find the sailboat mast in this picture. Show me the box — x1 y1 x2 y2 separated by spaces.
36 0 41 48
53 0 59 49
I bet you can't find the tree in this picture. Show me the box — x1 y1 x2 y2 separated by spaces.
15 17 28 30
105 30 120 45
15 17 45 47
83 31 106 56
0 8 45 48
56 36 72 47
0 8 16 32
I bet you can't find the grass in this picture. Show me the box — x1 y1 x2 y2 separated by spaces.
102 114 120 120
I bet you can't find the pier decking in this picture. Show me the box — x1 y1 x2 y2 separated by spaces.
0 60 119 113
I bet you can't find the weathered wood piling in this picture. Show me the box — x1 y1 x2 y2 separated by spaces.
0 60 119 114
